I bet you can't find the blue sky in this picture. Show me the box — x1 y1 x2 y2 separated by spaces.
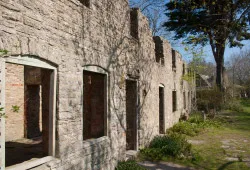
173 40 250 63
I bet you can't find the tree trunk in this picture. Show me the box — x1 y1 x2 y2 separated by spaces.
214 44 226 91
216 62 224 90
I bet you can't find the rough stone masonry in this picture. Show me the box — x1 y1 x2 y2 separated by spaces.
0 0 195 169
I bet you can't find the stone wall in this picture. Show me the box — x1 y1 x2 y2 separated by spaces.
0 0 195 169
132 10 195 147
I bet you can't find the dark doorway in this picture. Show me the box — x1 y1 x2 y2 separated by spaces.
25 85 42 139
188 92 190 108
126 80 138 150
159 86 164 134
183 92 186 109
83 71 106 140
173 91 177 112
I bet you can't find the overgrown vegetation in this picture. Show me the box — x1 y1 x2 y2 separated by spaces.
166 99 250 169
223 99 244 112
139 99 250 169
115 160 146 170
0 49 8 55
196 88 244 116
168 112 221 137
140 133 192 161
0 107 5 118
139 113 222 162
196 87 224 112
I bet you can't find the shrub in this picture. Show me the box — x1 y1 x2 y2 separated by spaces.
168 113 222 137
201 119 222 128
188 113 204 124
223 100 244 112
140 133 192 160
139 148 163 160
160 133 192 158
196 87 224 112
168 121 202 137
116 160 146 170
190 150 203 163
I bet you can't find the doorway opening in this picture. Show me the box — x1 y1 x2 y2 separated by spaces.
173 91 177 112
159 86 165 134
183 92 186 109
5 63 55 167
126 80 138 150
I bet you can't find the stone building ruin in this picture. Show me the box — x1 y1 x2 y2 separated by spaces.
0 0 195 169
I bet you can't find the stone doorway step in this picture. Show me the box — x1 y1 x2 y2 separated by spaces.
126 150 138 160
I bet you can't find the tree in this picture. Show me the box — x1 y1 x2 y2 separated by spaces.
226 49 250 97
227 49 250 85
164 0 250 90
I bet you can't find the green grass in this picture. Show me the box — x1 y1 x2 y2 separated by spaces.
137 99 250 169
167 99 250 170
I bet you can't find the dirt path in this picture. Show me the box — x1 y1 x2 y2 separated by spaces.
138 161 194 170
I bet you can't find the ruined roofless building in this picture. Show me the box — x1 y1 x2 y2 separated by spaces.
0 0 195 169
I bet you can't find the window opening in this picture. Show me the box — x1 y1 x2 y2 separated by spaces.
5 64 54 167
153 36 165 66
79 0 90 7
172 50 176 71
182 64 185 75
83 70 106 140
172 91 177 112
130 9 139 40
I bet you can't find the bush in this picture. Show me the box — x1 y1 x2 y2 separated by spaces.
201 120 222 128
116 160 146 170
140 133 192 160
223 100 244 112
168 121 202 137
139 148 163 160
188 113 204 124
160 133 192 158
197 88 224 112
190 150 203 163
168 113 222 137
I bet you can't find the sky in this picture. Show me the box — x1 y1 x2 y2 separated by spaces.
129 0 250 64
173 40 250 64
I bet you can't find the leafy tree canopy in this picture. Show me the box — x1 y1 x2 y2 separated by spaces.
164 0 250 89
165 0 250 47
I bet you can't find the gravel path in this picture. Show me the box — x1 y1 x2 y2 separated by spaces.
138 161 195 170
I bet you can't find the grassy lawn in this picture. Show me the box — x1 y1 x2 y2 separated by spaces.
168 99 250 170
